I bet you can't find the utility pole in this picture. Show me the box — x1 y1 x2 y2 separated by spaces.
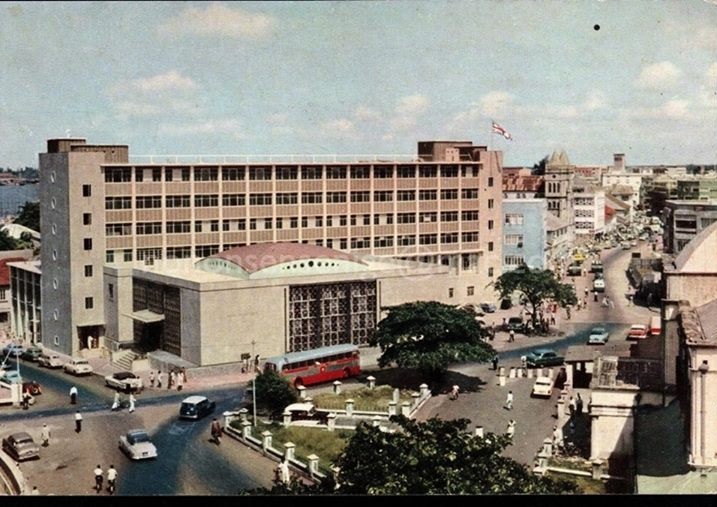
251 339 257 426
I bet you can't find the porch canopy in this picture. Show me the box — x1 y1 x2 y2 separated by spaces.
129 309 165 324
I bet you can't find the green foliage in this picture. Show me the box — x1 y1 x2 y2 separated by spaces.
312 385 412 411
333 416 579 495
370 301 495 378
0 228 21 251
254 370 298 418
493 265 577 328
13 201 40 233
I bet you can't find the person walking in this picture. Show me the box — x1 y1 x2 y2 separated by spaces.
277 460 290 485
176 372 183 392
69 385 78 405
508 329 515 342
210 418 222 445
149 371 155 389
40 424 50 447
491 354 499 371
181 367 188 384
168 370 175 390
505 390 514 410
450 384 459 400
568 396 576 418
106 465 117 495
156 370 163 389
128 393 136 413
111 390 121 411
74 411 83 433
93 464 104 493
22 389 31 410
575 393 584 416
552 425 564 450
506 419 516 439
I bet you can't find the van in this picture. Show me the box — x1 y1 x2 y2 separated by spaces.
649 316 661 336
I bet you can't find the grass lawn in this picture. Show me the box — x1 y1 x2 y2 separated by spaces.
312 385 414 411
546 472 606 494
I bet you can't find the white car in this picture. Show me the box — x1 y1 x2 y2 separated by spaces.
64 358 93 376
38 354 63 369
119 429 157 460
105 371 143 392
531 376 554 398
593 278 605 292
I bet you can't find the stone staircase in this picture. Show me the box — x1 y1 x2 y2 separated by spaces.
112 349 139 371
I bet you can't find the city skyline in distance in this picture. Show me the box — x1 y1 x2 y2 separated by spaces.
0 1 715 167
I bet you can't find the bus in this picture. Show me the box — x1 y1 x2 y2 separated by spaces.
263 344 361 387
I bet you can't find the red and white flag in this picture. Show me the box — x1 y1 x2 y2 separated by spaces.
491 121 513 141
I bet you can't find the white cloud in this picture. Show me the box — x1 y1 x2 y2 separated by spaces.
583 89 607 111
394 94 428 116
634 61 682 90
623 99 691 120
661 99 689 119
322 118 355 133
479 91 514 118
158 2 276 39
130 71 197 93
266 113 289 125
108 71 201 118
353 105 381 121
158 119 243 138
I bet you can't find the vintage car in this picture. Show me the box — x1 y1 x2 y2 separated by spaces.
119 429 157 460
105 371 143 392
20 346 43 362
283 403 329 425
64 358 93 376
179 395 216 420
2 343 24 357
38 354 64 369
628 324 649 340
593 278 606 293
2 432 40 462
479 302 497 313
588 327 610 345
531 376 554 398
525 349 565 368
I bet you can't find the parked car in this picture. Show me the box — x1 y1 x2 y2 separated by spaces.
2 343 25 357
499 298 513 310
621 242 632 250
119 429 157 460
531 376 554 398
479 302 497 313
593 278 606 292
590 261 603 274
179 395 216 420
525 349 565 368
64 358 93 376
2 432 40 461
38 353 63 369
284 403 329 425
20 346 42 362
105 371 143 392
505 316 523 332
588 327 610 345
567 263 583 276
628 324 649 340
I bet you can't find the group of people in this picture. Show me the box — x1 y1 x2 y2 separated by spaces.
93 464 118 494
147 368 186 391
111 390 136 412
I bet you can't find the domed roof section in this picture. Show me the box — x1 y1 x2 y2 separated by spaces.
673 220 717 272
210 243 364 274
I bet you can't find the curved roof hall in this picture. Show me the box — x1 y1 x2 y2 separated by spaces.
673 220 717 272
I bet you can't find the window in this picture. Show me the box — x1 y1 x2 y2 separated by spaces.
195 167 218 181
488 242 494 251
84 265 93 277
290 217 298 228
461 210 479 221
85 297 93 310
82 184 91 197
83 213 92 225
351 191 371 203
327 192 347 204
348 216 355 226
249 219 257 230
104 168 131 182
105 197 132 209
441 211 458 222
505 213 524 225
350 166 370 179
488 199 494 209
222 167 245 180
136 196 162 209
194 195 219 207
397 213 416 224
165 168 173 182
210 220 219 232
0 288 5 301
441 233 459 244
448 288 454 298
249 167 272 180
488 177 494 187
462 232 479 242
136 222 162 235
505 234 523 245
397 190 416 201
106 250 115 263
442 166 459 177
488 267 494 277
374 166 393 178
488 220 494 230
301 192 323 204
152 168 162 181
419 234 438 245
123 250 132 262
419 190 437 201
137 248 163 261
419 166 437 178
461 188 479 199
135 168 144 182
167 246 192 259
276 217 283 230
166 195 191 208
504 255 525 266
440 189 458 200
276 193 298 205
249 193 272 206
467 286 474 296
315 216 323 227
326 166 347 179
108 283 114 301
373 190 393 202
301 166 322 179
84 238 92 250
276 167 298 180
419 212 437 223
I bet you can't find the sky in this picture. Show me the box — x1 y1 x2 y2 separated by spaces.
0 1 716 168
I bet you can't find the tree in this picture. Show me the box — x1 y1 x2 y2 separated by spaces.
493 264 577 329
0 228 21 251
370 301 494 378
254 369 298 418
13 201 40 233
532 155 548 175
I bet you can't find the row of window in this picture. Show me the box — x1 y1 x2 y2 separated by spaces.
104 165 490 183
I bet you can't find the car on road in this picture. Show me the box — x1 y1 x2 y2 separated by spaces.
2 343 25 358
105 371 143 392
22 381 41 396
64 358 93 376
38 353 63 369
179 395 216 420
20 346 42 362
628 324 649 340
2 432 40 462
505 316 523 332
480 302 497 313
588 327 610 344
621 242 631 250
590 261 603 274
531 376 554 398
525 349 564 368
567 263 583 276
119 429 157 460
593 278 606 292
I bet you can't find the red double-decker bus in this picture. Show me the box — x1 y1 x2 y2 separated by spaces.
263 344 361 387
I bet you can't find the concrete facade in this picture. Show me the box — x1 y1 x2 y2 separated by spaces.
663 200 717 255
573 178 605 237
7 260 41 344
501 199 547 272
39 137 504 358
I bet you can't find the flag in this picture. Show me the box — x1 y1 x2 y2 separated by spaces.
491 121 513 141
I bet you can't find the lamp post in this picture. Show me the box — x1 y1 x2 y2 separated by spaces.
252 374 257 426
698 360 709 467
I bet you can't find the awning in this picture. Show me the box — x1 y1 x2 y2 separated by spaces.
129 309 165 324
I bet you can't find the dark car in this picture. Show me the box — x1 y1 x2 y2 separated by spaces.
480 302 497 313
567 264 583 276
179 395 216 420
2 432 40 461
590 262 604 274
20 346 42 362
499 298 513 310
504 316 523 332
525 349 565 368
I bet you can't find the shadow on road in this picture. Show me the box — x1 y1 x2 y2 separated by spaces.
362 368 489 395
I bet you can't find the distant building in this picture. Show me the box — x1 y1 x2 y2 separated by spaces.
502 199 547 272
663 200 717 254
573 177 605 237
8 260 41 344
0 250 34 333
502 172 543 199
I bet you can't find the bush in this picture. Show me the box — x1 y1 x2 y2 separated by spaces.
254 370 298 418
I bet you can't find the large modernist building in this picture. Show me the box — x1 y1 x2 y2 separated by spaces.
39 138 504 357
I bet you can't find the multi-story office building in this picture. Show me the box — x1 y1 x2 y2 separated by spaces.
663 200 717 254
675 176 717 201
573 177 605 237
502 199 547 272
40 138 503 357
8 260 42 344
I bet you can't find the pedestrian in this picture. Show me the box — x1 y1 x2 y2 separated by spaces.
520 355 527 369
181 367 188 383
156 370 163 389
149 371 155 388
210 417 222 444
550 313 556 326
502 317 507 328
576 393 584 415
40 424 50 447
552 425 564 450
593 291 598 303
74 411 83 433
509 329 515 342
506 419 516 439
168 370 175 390
450 384 459 400
69 385 78 405
111 390 121 411
22 389 31 410
566 306 571 319
106 465 117 495
254 354 260 373
278 460 290 485
505 390 513 410
568 396 576 417
176 372 183 392
582 297 588 308
584 287 588 298
490 323 496 341
31 486 39 495
491 354 499 371
93 464 103 493
128 393 136 413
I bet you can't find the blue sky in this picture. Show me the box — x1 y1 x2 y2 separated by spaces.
1 1 715 167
